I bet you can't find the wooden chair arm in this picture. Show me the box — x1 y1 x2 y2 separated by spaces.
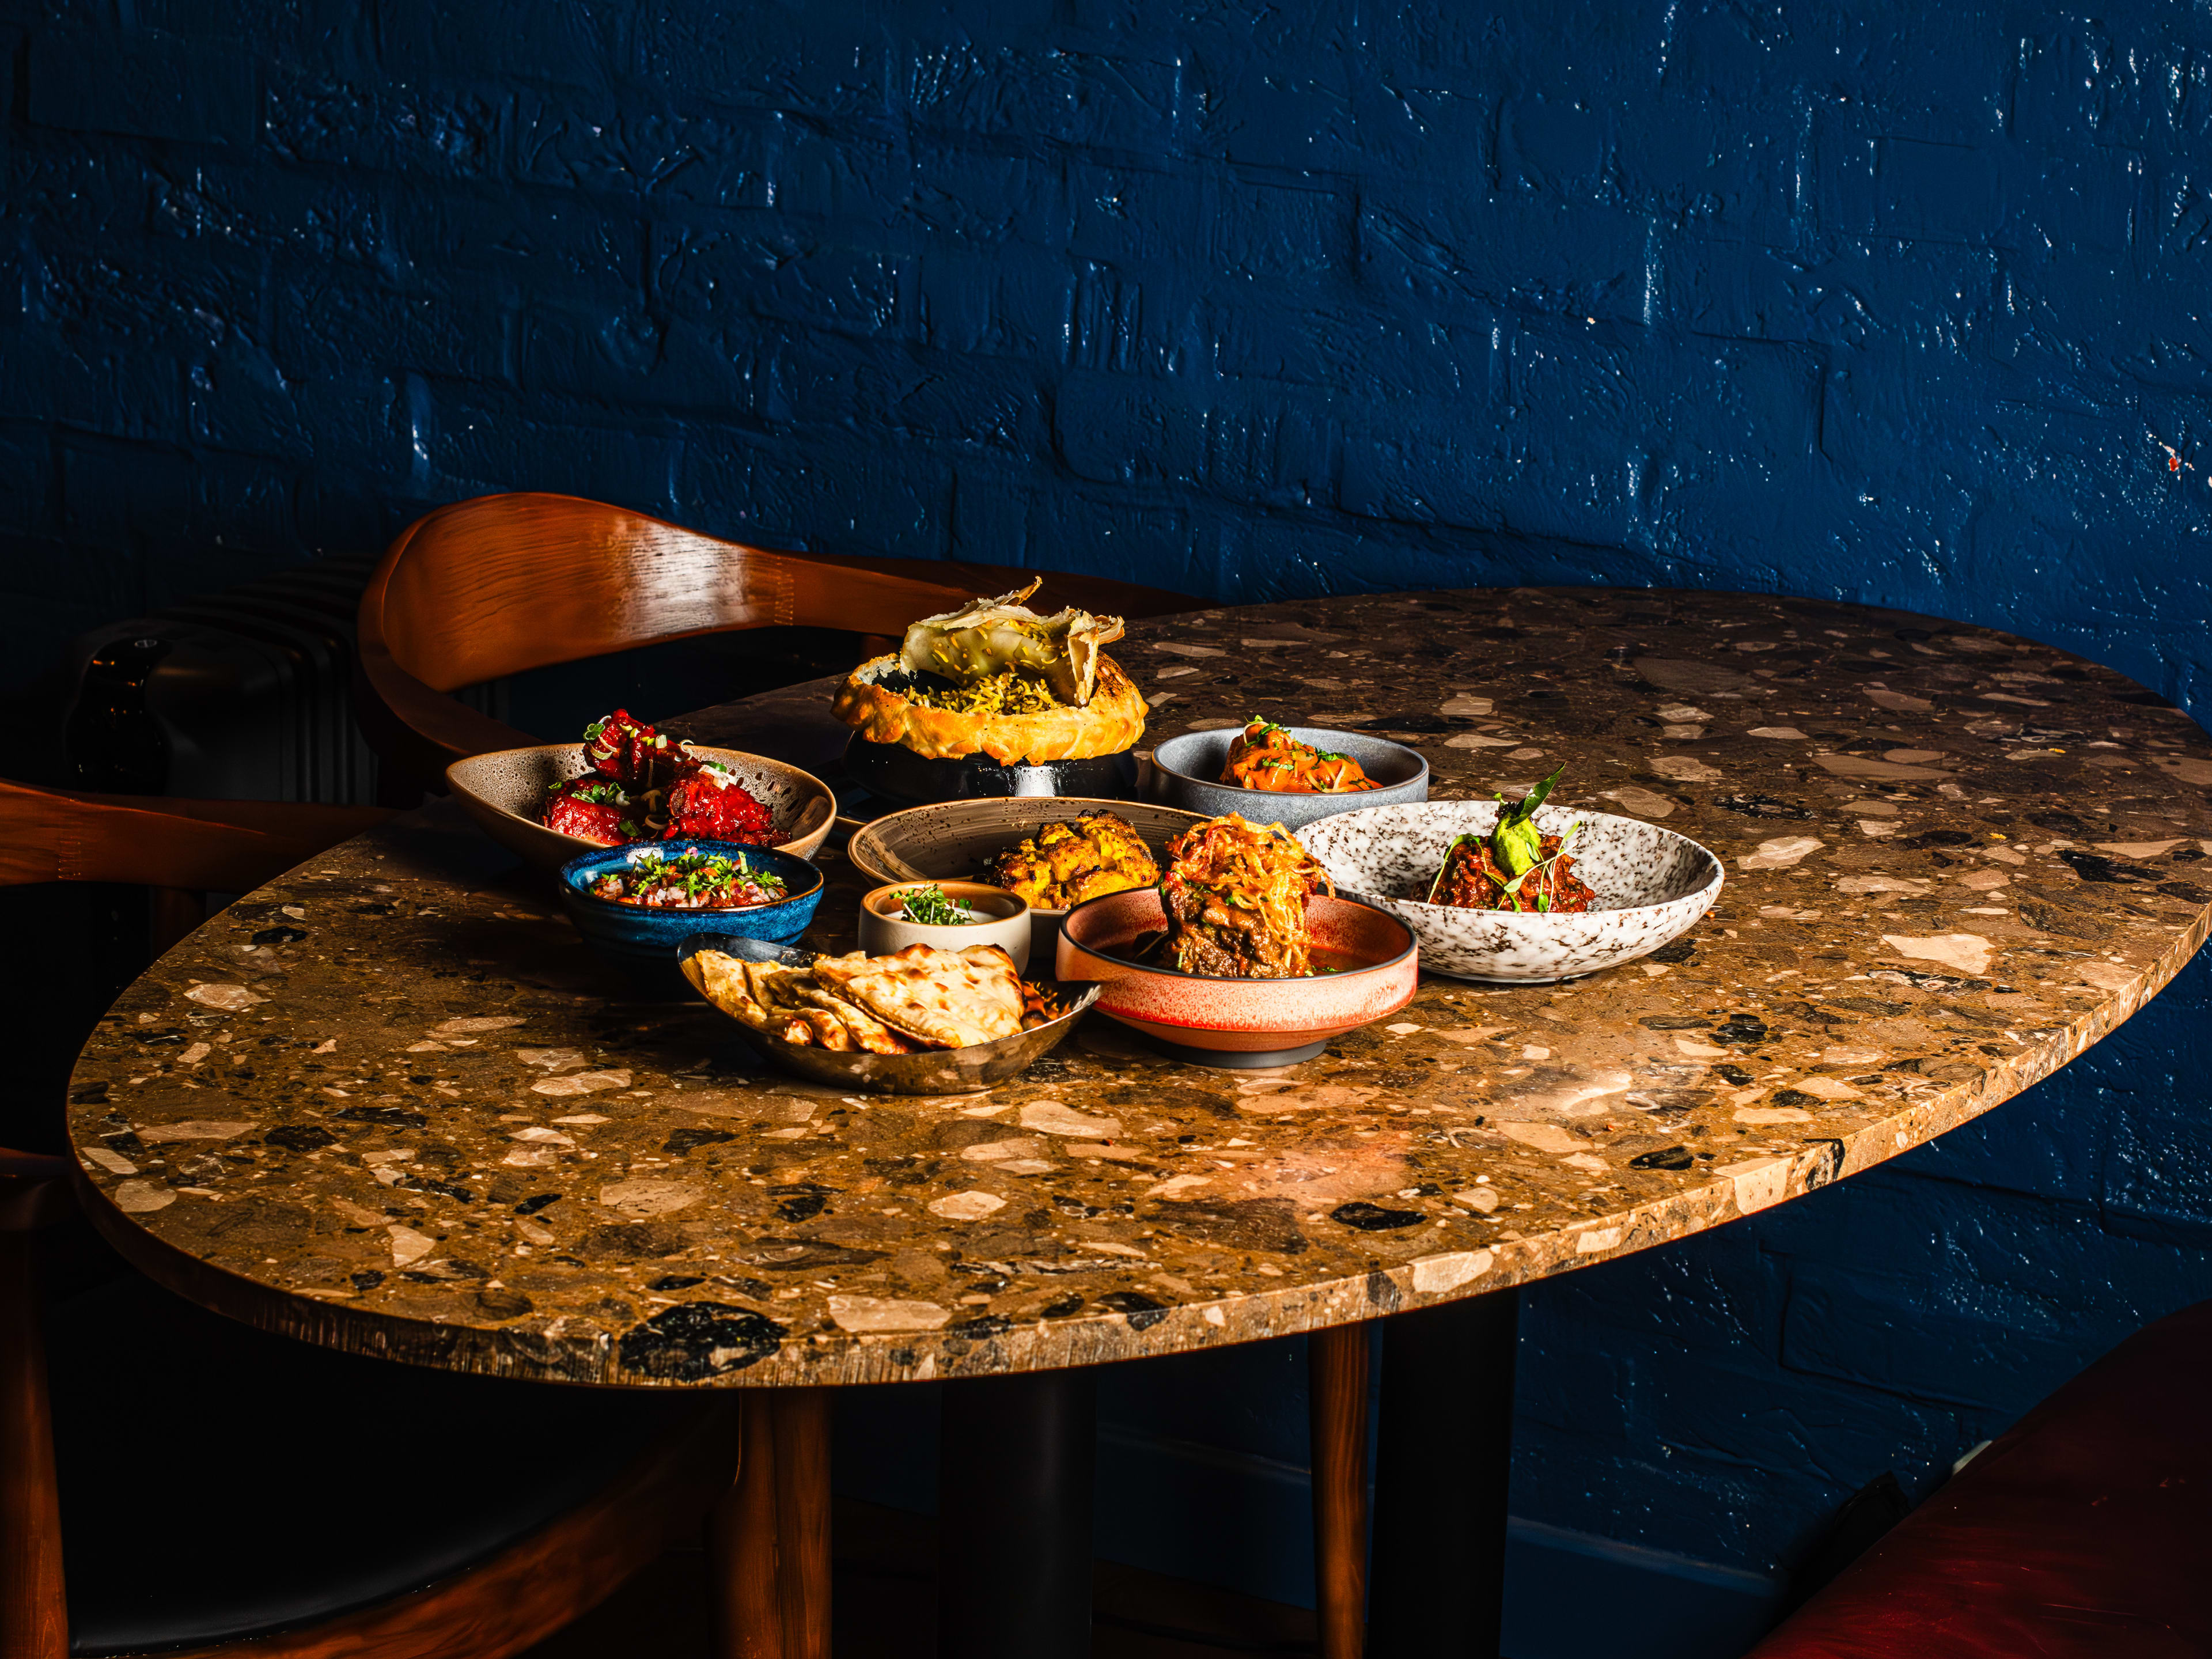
0 1149 73 1236
0 780 391 894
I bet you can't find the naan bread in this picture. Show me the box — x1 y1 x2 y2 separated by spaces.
694 946 1027 1052
744 961 815 1012
795 985 912 1055
688 951 816 1044
685 949 754 1012
795 1008 854 1051
809 944 1024 1048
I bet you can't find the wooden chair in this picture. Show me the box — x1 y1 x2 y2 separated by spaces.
0 785 745 1659
0 777 395 953
1744 1296 2212 1658
355 491 1199 783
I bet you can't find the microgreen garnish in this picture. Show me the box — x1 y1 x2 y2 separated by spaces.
902 885 974 925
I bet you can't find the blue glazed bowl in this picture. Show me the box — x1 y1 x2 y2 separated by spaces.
556 840 825 981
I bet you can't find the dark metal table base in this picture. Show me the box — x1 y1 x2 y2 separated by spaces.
1370 1289 1520 1658
939 1368 1100 1657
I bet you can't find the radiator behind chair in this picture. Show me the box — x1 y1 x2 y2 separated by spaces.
60 558 507 806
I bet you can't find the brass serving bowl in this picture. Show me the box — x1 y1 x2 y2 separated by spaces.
676 934 1099 1096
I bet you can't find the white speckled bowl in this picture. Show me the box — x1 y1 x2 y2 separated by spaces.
1297 802 1723 983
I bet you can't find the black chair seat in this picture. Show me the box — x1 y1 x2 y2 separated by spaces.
47 1272 694 1656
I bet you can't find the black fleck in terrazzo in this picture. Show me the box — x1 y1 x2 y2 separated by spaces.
69 590 2212 1387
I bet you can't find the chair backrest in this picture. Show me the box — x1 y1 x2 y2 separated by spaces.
0 779 391 895
355 492 1197 777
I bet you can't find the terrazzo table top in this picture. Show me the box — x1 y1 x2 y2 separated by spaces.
69 588 2212 1388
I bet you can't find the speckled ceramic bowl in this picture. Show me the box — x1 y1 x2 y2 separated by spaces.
844 797 1206 965
557 841 825 982
448 743 836 874
1296 802 1723 983
1055 887 1419 1067
1147 726 1430 831
858 881 1033 975
676 934 1100 1095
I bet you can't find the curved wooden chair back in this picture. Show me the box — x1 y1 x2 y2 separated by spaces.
356 491 1196 777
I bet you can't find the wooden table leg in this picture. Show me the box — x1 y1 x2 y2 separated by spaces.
1367 1289 1519 1659
709 1389 834 1659
0 1230 69 1659
1309 1322 1372 1659
711 1392 789 1659
148 886 204 956
771 1389 833 1659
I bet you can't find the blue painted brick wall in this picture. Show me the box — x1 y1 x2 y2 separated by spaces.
9 0 2212 1629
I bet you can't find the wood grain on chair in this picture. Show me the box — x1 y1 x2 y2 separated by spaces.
356 491 1198 779
0 778 392 896
0 777 393 954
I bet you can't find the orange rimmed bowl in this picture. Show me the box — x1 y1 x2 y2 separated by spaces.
1054 888 1418 1068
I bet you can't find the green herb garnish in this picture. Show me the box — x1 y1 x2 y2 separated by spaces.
1497 821 1582 911
1490 763 1565 877
902 884 975 925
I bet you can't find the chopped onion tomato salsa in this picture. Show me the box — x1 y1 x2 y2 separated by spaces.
587 851 789 910
542 709 778 849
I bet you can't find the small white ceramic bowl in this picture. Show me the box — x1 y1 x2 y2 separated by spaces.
1297 802 1722 983
858 881 1033 974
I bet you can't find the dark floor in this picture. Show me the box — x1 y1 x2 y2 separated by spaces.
521 1497 1319 1658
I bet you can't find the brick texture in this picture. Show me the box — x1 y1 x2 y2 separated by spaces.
7 0 2212 1612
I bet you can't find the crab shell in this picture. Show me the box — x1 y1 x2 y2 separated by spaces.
831 653 1147 764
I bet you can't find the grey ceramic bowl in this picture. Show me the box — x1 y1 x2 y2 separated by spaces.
1148 726 1430 831
446 743 835 875
1296 802 1723 983
676 934 1099 1095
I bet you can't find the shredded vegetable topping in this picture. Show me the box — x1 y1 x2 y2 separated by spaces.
900 665 1066 715
1160 813 1334 978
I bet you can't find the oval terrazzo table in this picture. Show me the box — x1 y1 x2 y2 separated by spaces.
69 588 2212 1659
